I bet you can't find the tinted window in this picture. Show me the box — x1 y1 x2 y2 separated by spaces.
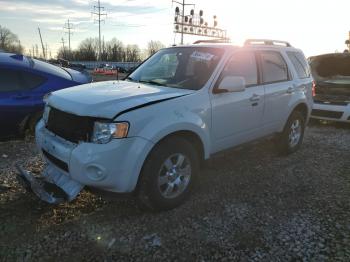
21 71 46 89
0 69 46 92
221 52 258 86
261 51 289 83
287 52 310 79
0 69 21 92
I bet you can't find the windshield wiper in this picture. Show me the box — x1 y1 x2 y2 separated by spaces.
126 76 136 82
138 80 165 86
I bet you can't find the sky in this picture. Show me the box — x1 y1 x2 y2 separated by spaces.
0 0 349 58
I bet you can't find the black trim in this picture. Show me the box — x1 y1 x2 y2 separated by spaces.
42 150 69 172
113 94 190 119
311 109 343 119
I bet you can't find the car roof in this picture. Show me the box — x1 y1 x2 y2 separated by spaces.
166 43 302 54
0 52 32 69
0 52 72 79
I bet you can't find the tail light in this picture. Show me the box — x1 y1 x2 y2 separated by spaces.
312 81 316 97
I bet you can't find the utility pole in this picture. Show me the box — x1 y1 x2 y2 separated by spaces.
61 38 66 58
64 19 73 53
38 27 46 59
172 0 195 44
92 0 107 61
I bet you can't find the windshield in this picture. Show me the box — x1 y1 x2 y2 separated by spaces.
310 54 350 84
127 47 224 90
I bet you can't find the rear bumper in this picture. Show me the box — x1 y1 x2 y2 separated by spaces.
311 102 350 122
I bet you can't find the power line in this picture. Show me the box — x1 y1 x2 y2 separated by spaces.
92 0 107 61
64 19 73 52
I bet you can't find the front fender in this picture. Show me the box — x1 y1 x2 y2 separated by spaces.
116 92 212 159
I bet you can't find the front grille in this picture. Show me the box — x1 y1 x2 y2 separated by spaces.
311 109 343 119
46 107 94 143
42 150 69 172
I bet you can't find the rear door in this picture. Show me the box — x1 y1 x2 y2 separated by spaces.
0 67 46 137
211 51 265 152
259 51 293 131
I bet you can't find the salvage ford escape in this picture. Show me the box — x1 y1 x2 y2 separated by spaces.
18 39 313 210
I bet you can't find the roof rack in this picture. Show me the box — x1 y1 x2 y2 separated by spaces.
193 39 230 44
244 39 292 47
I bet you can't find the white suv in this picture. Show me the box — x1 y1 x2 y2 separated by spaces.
18 39 313 210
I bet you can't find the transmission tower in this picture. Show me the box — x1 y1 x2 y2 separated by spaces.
92 0 107 61
64 19 73 53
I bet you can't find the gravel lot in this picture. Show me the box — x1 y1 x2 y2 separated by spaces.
0 121 349 261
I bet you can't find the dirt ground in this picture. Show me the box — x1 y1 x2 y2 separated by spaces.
0 121 349 261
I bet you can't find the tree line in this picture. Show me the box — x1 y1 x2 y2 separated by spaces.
0 25 23 54
58 38 165 62
0 25 165 62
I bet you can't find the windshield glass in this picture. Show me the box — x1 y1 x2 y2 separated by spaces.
127 47 224 90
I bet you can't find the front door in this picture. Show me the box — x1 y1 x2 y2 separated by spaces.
211 51 265 153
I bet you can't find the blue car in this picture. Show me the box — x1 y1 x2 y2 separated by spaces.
0 53 92 138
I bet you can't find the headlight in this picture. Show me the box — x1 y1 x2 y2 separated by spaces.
43 105 50 125
91 122 129 144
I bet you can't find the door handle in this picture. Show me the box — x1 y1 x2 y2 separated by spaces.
249 94 260 102
286 87 294 94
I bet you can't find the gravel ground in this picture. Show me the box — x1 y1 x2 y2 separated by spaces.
0 121 349 261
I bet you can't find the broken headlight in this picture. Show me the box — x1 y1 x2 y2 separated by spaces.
91 122 129 144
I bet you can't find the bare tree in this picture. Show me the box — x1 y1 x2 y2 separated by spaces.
0 25 23 53
147 40 165 57
75 38 99 61
125 44 141 62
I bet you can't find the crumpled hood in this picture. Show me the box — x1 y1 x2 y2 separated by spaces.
48 80 194 119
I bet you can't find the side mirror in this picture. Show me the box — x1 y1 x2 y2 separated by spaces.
215 76 246 93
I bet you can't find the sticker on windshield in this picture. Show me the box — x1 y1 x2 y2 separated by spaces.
190 51 215 61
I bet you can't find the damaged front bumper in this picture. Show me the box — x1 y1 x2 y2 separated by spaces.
16 163 84 204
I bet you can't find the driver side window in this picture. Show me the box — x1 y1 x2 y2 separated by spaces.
220 52 258 87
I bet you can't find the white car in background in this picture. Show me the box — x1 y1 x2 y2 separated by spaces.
309 53 350 123
18 39 313 211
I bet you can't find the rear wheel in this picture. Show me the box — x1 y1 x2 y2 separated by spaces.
276 111 305 155
137 137 199 211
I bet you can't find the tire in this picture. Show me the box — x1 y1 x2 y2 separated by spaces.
137 137 199 211
276 111 306 155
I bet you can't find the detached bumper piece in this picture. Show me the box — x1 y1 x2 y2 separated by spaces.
16 164 84 204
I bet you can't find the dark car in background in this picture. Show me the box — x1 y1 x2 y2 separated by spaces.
309 53 350 123
0 53 92 139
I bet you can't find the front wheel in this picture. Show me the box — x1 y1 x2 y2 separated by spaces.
276 111 306 155
137 137 199 211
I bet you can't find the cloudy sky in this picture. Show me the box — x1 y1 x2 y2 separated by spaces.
0 0 349 57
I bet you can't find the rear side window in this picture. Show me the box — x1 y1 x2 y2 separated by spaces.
220 52 258 86
287 52 310 79
21 71 46 89
0 68 46 92
260 51 289 83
